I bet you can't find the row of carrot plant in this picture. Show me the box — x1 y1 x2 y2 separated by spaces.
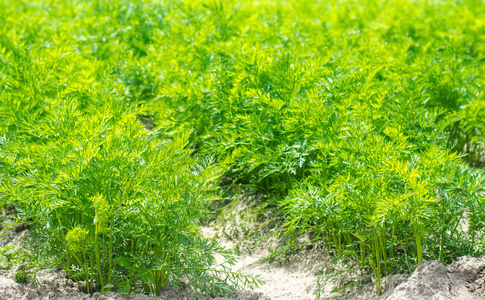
0 0 484 296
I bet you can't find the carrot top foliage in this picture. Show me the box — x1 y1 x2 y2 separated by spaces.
0 0 262 297
0 0 484 297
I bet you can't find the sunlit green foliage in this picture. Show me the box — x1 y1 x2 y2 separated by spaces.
0 0 261 296
124 0 484 292
0 0 484 296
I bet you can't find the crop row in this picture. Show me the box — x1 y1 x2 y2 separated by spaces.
0 0 484 297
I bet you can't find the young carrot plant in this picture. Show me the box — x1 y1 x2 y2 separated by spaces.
0 5 261 294
1 0 484 296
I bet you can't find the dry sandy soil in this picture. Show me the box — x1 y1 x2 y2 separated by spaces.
1 205 485 300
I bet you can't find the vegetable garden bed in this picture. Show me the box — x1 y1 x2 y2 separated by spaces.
0 0 484 298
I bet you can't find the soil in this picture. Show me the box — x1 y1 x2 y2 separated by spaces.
2 204 485 300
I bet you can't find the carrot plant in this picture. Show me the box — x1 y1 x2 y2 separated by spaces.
0 2 261 296
120 0 484 292
1 0 484 296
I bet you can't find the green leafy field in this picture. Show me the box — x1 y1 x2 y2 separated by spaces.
0 0 484 297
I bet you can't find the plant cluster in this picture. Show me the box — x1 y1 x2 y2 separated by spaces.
114 0 485 292
0 0 260 296
0 0 484 296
